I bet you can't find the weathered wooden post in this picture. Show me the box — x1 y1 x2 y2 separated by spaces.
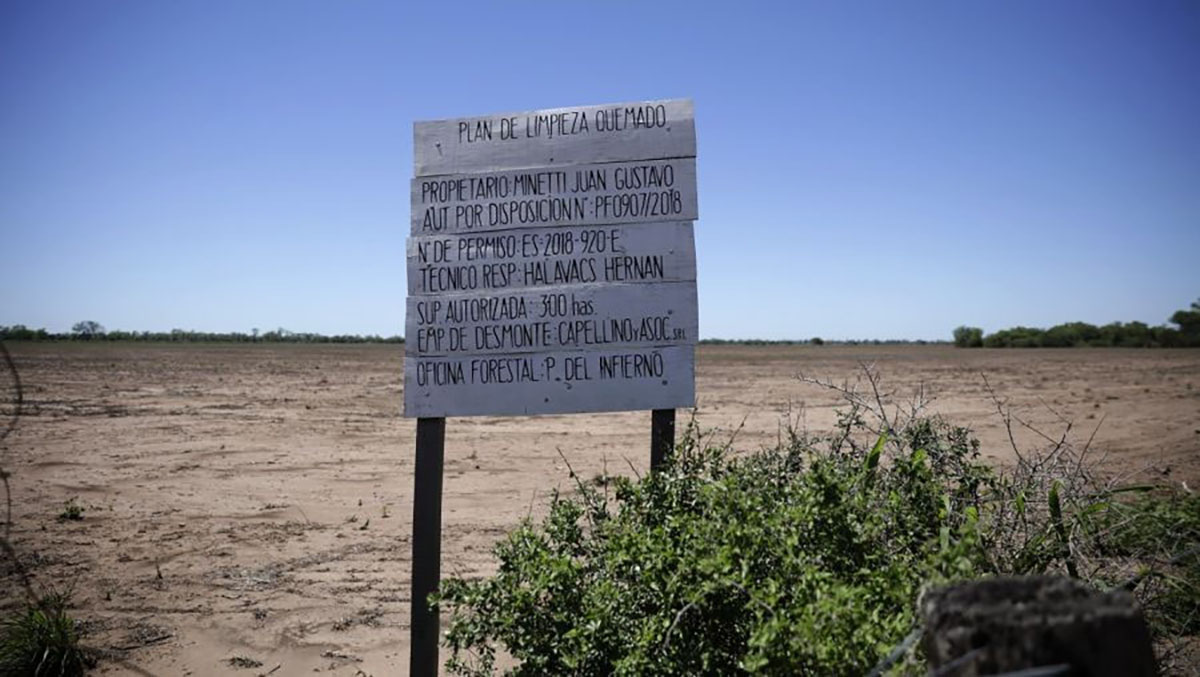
650 408 675 470
409 417 444 676
405 99 699 675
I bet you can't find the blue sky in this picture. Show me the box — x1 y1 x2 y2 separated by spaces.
2 1 1197 340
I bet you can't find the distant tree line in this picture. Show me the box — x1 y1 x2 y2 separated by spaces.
953 299 1200 348
0 322 404 344
698 337 940 346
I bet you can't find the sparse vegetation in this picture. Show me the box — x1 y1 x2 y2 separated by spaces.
226 655 263 669
436 372 1200 675
1093 489 1200 640
3 341 1195 673
0 589 92 676
57 499 83 522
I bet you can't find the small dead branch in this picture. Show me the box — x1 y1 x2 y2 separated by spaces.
797 362 933 446
981 373 1026 466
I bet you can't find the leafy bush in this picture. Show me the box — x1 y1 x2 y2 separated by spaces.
437 370 1200 674
437 403 999 674
0 589 91 676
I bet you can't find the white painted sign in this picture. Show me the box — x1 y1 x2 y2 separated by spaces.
404 98 698 418
414 99 695 176
407 222 696 296
406 282 698 357
411 159 698 234
404 345 695 418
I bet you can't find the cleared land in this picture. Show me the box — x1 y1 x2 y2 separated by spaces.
1 343 1197 675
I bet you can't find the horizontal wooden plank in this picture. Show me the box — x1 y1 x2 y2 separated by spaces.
403 345 695 417
411 158 697 234
407 222 695 296
406 282 697 357
414 99 695 176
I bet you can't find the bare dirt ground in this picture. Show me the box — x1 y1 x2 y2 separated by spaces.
1 343 1197 676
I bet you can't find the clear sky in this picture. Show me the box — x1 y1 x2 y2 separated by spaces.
2 1 1197 340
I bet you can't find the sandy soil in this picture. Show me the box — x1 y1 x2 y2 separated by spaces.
1 343 1197 675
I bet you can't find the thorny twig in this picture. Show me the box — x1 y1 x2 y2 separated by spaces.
862 361 897 436
0 342 19 445
1079 413 1106 475
0 340 34 600
797 362 933 447
555 446 606 528
660 600 697 653
622 456 642 482
981 373 1026 466
866 627 921 677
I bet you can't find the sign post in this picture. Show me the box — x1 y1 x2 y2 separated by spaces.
650 408 675 471
409 417 444 676
406 99 698 675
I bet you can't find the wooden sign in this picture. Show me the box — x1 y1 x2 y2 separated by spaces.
404 345 695 418
414 99 695 175
406 282 698 357
411 159 698 234
407 222 696 295
405 98 699 419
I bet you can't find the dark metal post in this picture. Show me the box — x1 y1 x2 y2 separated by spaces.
410 417 446 677
650 408 675 471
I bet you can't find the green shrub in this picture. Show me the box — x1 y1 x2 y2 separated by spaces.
0 589 91 676
437 408 998 675
436 375 1200 674
57 499 83 522
1094 489 1200 638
